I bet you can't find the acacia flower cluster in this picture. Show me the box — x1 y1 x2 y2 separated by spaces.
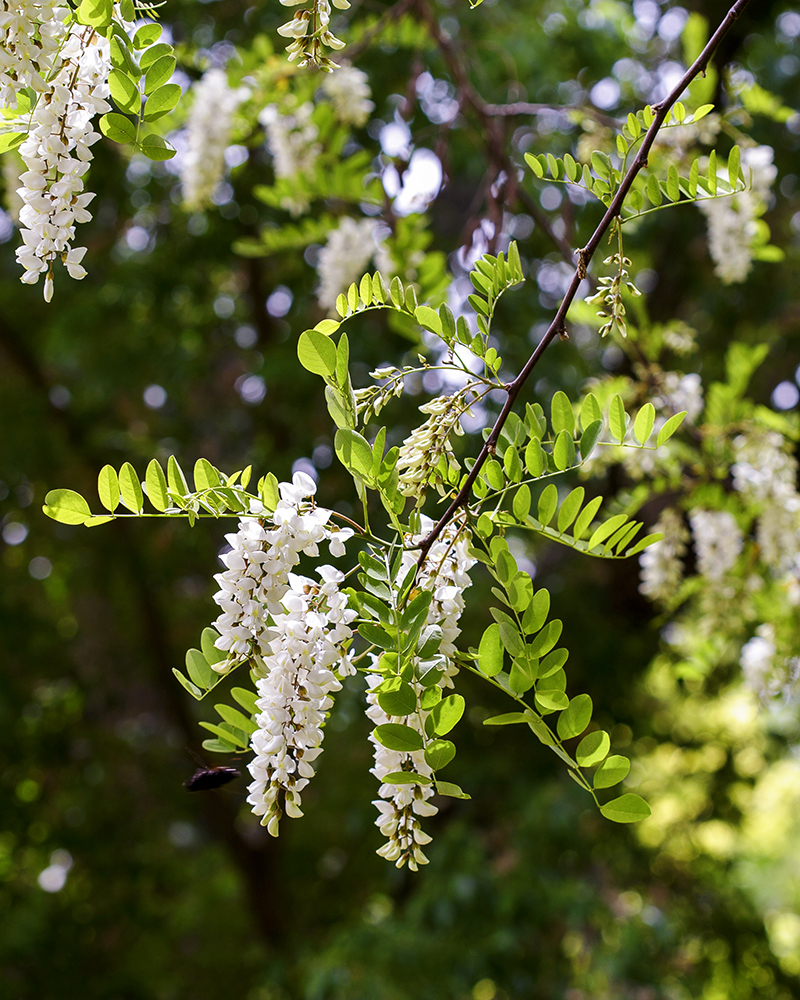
321 63 374 126
740 623 800 709
367 517 475 869
395 394 467 502
0 0 67 108
259 100 321 216
210 473 356 833
732 428 800 576
689 509 743 581
181 68 245 212
14 22 111 299
277 0 348 70
247 565 356 835
698 145 777 284
639 507 688 604
316 216 391 311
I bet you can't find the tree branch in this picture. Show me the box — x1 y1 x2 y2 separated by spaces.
417 0 753 560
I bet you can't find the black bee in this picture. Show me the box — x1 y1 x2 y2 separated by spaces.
184 750 240 792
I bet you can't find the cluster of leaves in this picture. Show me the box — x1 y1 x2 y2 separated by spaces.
470 535 649 823
352 547 471 799
524 103 747 223
91 4 179 162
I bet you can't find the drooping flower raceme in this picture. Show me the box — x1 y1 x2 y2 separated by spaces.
181 68 244 212
689 509 743 581
316 216 391 311
14 23 111 299
639 507 688 604
396 394 468 503
0 0 68 109
367 516 476 869
697 145 777 285
741 623 800 709
732 428 800 575
210 472 356 834
259 100 321 216
277 0 349 70
247 565 356 835
321 63 374 125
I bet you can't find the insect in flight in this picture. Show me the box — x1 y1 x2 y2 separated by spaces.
184 749 240 792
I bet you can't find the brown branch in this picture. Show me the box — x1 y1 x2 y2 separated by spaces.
483 101 622 130
417 0 754 561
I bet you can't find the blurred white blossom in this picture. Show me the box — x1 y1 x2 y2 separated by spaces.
181 68 245 211
322 63 374 125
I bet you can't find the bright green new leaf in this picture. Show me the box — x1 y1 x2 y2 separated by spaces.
145 459 169 511
202 737 237 754
185 648 216 690
215 703 256 733
581 392 602 430
656 410 686 447
373 724 424 753
133 22 162 47
557 487 584 533
138 133 176 161
728 144 740 187
483 459 504 491
528 619 562 658
483 712 529 725
587 513 629 552
77 0 113 27
537 484 558 526
550 390 574 435
556 693 592 740
478 623 504 677
0 132 25 153
231 687 258 715
579 419 602 460
119 462 143 513
99 112 136 144
524 438 543 477
524 152 544 177
576 730 610 767
573 495 603 541
594 754 631 788
599 793 651 823
535 689 569 713
414 305 442 335
434 780 471 799
633 403 655 445
512 484 531 521
173 668 203 700
194 458 219 491
382 771 432 785
43 489 92 525
98 465 120 512
198 721 249 749
201 628 226 665
552 429 574 471
298 330 337 379
608 394 626 443
430 694 465 736
498 621 524 658
522 588 549 634
144 55 176 95
109 69 140 115
143 83 181 121
424 739 456 771
377 678 417 717
335 428 374 483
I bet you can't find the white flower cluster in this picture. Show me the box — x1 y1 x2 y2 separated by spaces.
277 0 349 70
689 509 743 581
732 428 800 575
212 472 353 666
316 216 391 311
741 624 800 708
0 0 67 109
639 507 688 604
259 100 320 216
181 68 244 212
14 23 111 299
321 63 374 126
396 395 466 502
210 473 355 834
367 517 475 869
247 565 356 835
697 145 777 285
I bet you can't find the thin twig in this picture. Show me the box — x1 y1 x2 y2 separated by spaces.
417 0 753 561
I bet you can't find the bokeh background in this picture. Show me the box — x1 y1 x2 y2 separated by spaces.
1 0 799 996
